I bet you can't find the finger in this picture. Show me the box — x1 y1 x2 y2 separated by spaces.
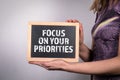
46 66 61 70
29 61 44 64
66 19 73 22
65 20 70 22
29 61 41 66
29 61 51 69
65 20 69 22
72 19 79 23
29 61 46 66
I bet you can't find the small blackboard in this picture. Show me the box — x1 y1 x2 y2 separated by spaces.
27 22 79 62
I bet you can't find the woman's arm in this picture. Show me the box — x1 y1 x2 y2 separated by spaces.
79 43 91 62
29 35 120 75
29 56 120 75
63 56 120 75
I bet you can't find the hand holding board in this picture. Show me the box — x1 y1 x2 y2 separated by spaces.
27 22 79 62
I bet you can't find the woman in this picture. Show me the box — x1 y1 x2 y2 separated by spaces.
29 0 120 80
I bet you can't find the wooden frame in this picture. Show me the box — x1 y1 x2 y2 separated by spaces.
27 22 79 62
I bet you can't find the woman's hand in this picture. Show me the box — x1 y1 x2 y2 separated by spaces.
66 19 84 45
66 20 91 61
29 60 70 70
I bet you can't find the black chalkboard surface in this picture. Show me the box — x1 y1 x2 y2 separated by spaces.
27 22 79 62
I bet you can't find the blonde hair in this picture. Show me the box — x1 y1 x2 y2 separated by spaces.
90 0 119 13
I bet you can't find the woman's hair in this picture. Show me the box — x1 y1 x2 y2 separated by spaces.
90 0 119 13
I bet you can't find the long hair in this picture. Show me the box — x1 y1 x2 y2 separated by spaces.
90 0 119 13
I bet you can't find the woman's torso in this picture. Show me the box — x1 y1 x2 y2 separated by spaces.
91 1 120 80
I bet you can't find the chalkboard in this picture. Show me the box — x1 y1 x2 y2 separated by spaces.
27 22 79 62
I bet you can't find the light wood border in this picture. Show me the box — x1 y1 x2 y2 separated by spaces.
27 22 79 62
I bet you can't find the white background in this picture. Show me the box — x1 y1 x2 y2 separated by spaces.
0 0 95 80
